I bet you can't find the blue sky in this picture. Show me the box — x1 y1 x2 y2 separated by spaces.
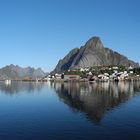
0 0 140 72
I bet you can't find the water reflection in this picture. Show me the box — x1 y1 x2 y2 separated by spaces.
0 81 45 95
52 82 140 123
1 81 140 123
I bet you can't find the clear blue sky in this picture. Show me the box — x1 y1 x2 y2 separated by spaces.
0 0 139 72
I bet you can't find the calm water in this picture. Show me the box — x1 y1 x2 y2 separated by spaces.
0 81 140 140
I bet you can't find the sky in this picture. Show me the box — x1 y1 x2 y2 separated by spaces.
0 0 140 72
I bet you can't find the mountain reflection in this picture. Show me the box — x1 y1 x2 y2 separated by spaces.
0 81 45 95
1 81 140 123
52 82 140 123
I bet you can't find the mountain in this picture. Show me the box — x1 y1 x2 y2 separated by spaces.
53 36 139 73
0 64 46 80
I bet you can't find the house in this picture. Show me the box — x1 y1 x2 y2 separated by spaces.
128 66 133 70
88 72 93 76
55 74 62 79
114 70 118 74
64 74 80 80
80 67 90 72
98 74 109 82
80 68 85 72
104 73 109 76
130 71 133 74
113 66 119 70
115 71 129 81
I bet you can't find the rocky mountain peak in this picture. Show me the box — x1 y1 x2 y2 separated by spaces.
52 36 139 73
85 36 104 50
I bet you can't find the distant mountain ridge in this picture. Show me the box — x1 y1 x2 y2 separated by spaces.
0 64 46 80
53 36 139 73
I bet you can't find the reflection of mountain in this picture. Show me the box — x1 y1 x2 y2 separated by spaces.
53 82 140 123
0 81 45 95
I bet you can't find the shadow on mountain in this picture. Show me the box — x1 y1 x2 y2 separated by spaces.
52 82 140 124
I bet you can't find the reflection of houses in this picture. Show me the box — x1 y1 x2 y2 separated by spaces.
5 79 11 85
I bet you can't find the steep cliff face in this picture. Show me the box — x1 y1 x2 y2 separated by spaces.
53 36 139 73
53 48 79 73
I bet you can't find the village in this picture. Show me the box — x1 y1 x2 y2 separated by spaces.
44 66 140 82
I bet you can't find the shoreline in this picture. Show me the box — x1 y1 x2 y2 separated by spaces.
0 77 140 83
